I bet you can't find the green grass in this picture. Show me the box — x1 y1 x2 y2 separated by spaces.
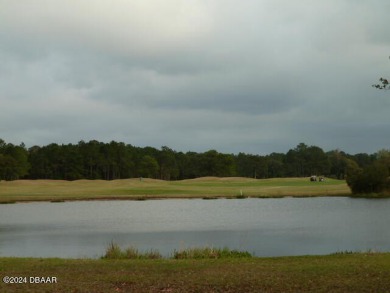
172 247 252 259
1 253 389 292
102 243 252 260
0 177 350 203
102 242 162 260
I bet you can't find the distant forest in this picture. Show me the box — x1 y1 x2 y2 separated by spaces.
1 138 389 185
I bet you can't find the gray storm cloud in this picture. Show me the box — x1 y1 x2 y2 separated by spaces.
0 0 389 154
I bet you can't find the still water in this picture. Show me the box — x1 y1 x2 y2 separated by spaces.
0 197 389 258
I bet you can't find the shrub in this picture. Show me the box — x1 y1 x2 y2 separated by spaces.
103 241 124 259
347 162 389 194
102 242 162 260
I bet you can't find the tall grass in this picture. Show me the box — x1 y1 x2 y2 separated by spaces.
173 247 252 259
331 249 379 255
102 241 162 259
102 242 252 260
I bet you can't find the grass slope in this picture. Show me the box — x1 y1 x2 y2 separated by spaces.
0 177 350 203
1 253 389 292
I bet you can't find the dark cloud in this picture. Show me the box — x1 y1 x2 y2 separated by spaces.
0 0 389 154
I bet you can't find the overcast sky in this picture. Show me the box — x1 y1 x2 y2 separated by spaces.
1 0 389 155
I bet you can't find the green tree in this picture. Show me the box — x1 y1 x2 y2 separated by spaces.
60 144 83 180
0 154 17 180
105 141 134 180
376 149 390 169
285 143 308 177
372 77 389 90
345 158 363 191
158 146 179 180
138 155 159 178
352 153 376 168
198 150 236 177
78 140 103 179
266 153 285 178
285 143 330 177
372 57 389 90
175 151 191 179
347 162 389 194
7 144 30 179
305 146 330 176
0 140 30 180
236 153 267 178
28 145 51 179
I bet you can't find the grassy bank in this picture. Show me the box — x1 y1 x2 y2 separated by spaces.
0 177 350 203
1 253 389 292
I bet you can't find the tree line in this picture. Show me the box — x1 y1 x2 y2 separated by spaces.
0 139 389 194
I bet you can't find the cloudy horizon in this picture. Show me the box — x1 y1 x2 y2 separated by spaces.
1 1 389 155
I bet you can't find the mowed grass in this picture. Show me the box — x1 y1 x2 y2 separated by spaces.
0 177 350 203
1 253 390 292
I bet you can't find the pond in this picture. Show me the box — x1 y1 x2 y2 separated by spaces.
0 197 389 258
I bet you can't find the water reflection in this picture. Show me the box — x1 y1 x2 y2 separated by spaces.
0 197 389 258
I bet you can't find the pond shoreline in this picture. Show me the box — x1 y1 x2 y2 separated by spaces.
2 193 388 204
